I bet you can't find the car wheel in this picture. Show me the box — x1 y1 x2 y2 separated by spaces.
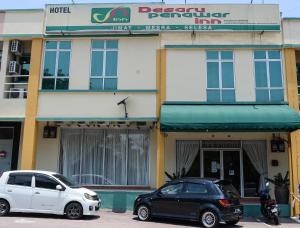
137 205 151 221
0 199 10 216
201 210 219 228
65 202 83 220
225 219 239 226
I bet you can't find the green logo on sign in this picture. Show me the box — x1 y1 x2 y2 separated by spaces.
91 7 131 23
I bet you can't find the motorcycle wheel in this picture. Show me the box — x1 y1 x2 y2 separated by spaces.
273 215 279 225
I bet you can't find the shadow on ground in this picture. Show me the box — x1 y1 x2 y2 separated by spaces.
8 213 100 221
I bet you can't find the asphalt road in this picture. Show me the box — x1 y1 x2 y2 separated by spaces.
0 210 299 228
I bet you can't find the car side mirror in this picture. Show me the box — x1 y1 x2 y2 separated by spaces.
56 184 64 191
157 191 163 197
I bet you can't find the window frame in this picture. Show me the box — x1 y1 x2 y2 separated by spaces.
42 40 72 90
89 39 118 90
253 50 284 102
206 50 236 102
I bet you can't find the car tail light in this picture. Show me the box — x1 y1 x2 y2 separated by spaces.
218 199 232 207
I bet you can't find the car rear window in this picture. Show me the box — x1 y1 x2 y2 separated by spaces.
7 173 32 187
216 181 240 198
184 183 208 194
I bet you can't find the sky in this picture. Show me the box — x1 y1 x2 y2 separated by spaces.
0 0 299 17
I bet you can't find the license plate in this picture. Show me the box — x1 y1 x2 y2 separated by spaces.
271 208 278 213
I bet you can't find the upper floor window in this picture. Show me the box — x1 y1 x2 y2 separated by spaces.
90 40 118 90
42 41 71 90
254 50 283 102
206 51 235 102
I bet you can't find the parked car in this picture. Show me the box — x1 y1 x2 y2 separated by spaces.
133 178 243 228
0 170 101 219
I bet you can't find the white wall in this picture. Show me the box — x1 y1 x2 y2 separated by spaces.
38 92 156 118
283 20 300 44
3 10 44 35
36 122 60 172
166 50 206 101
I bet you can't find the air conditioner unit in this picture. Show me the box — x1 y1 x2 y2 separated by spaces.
9 88 26 99
8 61 21 74
10 40 22 55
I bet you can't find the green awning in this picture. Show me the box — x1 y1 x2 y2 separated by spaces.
160 105 300 132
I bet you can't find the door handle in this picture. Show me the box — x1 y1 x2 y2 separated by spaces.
34 192 40 194
7 190 12 192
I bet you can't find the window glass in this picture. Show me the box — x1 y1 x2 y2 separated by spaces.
270 89 284 102
268 50 280 59
254 51 266 59
57 51 70 76
92 40 104 49
269 61 282 87
35 175 59 190
42 40 71 90
59 41 71 49
90 40 118 90
207 90 220 102
56 78 69 90
255 62 267 87
42 78 55 90
106 40 118 49
184 183 208 194
7 173 32 187
104 78 117 90
222 90 235 102
90 78 103 90
161 183 183 195
43 51 56 76
207 62 219 88
105 51 118 76
91 51 103 76
206 51 218 60
221 51 233 60
256 89 269 102
45 41 57 49
221 62 234 88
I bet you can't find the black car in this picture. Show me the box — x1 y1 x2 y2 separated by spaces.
133 178 243 228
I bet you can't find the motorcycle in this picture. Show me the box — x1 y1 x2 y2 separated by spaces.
259 182 280 225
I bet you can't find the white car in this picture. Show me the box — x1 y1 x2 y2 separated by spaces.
0 170 101 219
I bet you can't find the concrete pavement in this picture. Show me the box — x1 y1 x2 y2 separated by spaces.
0 210 299 228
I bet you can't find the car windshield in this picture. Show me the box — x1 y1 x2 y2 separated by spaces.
216 180 240 198
53 174 78 188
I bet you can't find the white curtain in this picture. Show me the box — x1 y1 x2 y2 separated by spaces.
60 128 149 185
242 140 268 191
127 130 149 185
176 140 200 174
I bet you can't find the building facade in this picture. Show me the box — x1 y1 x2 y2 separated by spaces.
0 3 300 216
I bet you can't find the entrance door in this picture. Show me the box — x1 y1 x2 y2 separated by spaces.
202 150 241 193
0 128 14 174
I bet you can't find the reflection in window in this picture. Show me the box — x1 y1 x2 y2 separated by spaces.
254 50 283 102
90 40 118 90
206 51 235 102
42 41 71 90
161 183 183 195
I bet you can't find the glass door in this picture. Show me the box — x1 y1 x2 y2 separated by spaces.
202 149 241 193
202 150 221 179
223 150 241 194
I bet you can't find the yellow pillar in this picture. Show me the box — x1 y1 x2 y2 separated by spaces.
284 48 300 216
156 49 166 188
20 38 43 169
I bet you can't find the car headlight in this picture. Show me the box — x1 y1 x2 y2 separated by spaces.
84 193 93 200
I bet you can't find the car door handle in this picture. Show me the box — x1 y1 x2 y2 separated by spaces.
7 190 12 192
34 192 40 194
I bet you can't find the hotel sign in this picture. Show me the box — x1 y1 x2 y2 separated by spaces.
45 4 281 33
